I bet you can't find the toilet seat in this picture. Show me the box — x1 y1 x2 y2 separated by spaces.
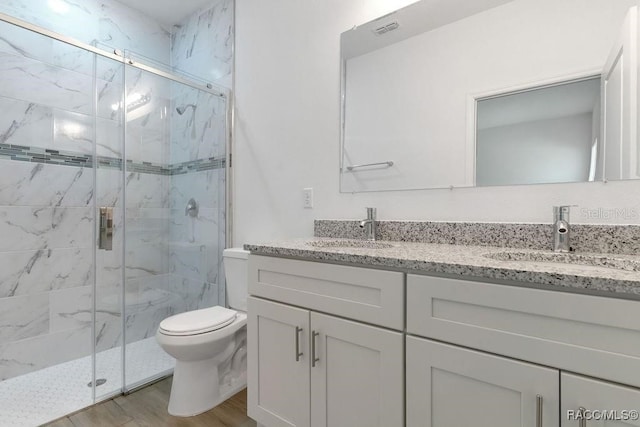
159 306 237 336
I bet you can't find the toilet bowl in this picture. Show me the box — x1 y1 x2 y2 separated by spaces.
156 248 249 417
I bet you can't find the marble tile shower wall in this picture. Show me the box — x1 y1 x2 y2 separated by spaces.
171 0 234 88
166 0 232 317
0 1 232 382
0 0 170 65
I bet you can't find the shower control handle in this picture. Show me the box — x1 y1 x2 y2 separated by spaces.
99 207 113 251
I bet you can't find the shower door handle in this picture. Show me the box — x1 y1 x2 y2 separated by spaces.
99 207 113 251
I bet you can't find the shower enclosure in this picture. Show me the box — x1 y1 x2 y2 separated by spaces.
0 12 229 426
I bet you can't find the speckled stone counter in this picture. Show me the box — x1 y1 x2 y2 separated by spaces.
315 220 640 254
244 238 640 300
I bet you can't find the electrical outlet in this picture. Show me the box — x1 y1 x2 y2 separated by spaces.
303 188 313 208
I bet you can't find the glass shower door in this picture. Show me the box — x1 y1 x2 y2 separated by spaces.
122 63 227 390
0 18 124 425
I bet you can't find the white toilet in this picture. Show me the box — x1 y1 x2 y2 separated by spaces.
156 248 249 417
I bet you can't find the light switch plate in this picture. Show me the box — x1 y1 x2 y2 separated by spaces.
303 188 313 208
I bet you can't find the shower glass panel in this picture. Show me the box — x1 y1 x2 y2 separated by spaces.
0 18 123 425
94 55 125 400
0 12 228 426
122 64 227 390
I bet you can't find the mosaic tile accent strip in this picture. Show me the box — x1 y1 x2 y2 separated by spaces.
169 157 226 175
0 142 225 175
0 143 92 167
314 220 640 255
126 159 169 175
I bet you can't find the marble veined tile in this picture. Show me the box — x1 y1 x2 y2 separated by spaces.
170 207 220 246
49 286 92 333
170 90 226 163
96 168 123 207
0 325 91 381
171 0 233 87
125 172 170 209
125 243 170 280
170 169 219 209
52 109 93 154
0 19 93 77
0 20 54 65
169 274 220 311
0 206 93 251
98 0 170 64
0 247 93 298
0 159 93 207
95 284 122 352
0 52 93 115
0 292 49 342
0 0 170 67
0 96 52 147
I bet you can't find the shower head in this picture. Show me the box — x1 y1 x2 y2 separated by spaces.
176 104 197 115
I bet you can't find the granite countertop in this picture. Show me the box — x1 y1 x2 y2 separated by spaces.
244 238 640 299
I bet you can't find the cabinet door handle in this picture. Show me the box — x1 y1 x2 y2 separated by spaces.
295 327 303 362
578 407 587 427
536 395 543 427
311 331 320 367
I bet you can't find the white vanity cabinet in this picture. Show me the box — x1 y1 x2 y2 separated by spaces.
406 337 559 427
247 253 640 427
247 255 404 427
561 373 640 427
406 274 640 427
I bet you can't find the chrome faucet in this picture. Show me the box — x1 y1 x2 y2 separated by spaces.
552 205 573 252
359 207 377 241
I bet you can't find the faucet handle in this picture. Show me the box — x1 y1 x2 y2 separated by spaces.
553 204 577 216
365 207 376 218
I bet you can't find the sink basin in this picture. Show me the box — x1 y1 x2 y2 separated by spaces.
483 251 640 272
306 239 394 249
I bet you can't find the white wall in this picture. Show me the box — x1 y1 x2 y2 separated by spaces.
234 0 640 246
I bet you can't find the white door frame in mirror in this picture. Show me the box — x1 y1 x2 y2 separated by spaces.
466 68 602 187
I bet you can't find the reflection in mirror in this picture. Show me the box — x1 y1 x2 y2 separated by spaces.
476 77 601 186
340 0 639 192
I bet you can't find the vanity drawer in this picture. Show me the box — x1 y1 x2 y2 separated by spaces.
248 255 404 330
407 274 640 388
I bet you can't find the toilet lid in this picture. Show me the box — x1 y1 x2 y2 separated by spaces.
159 306 237 336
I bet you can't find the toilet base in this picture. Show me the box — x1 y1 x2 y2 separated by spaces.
167 357 247 417
168 358 221 417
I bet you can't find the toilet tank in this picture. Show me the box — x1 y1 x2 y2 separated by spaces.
223 248 249 311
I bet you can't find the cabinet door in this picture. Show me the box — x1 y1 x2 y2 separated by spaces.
310 312 404 427
561 372 640 426
407 337 559 427
248 297 310 427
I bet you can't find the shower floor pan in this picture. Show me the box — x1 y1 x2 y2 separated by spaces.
0 337 175 427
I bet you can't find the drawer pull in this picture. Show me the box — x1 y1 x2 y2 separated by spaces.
312 331 320 367
295 327 303 362
536 395 543 427
578 407 587 427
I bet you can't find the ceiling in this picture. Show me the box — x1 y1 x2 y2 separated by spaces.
115 0 216 27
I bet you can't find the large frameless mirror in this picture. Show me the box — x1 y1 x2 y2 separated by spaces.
340 0 640 192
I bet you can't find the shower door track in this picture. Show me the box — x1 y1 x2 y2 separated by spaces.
0 12 228 99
